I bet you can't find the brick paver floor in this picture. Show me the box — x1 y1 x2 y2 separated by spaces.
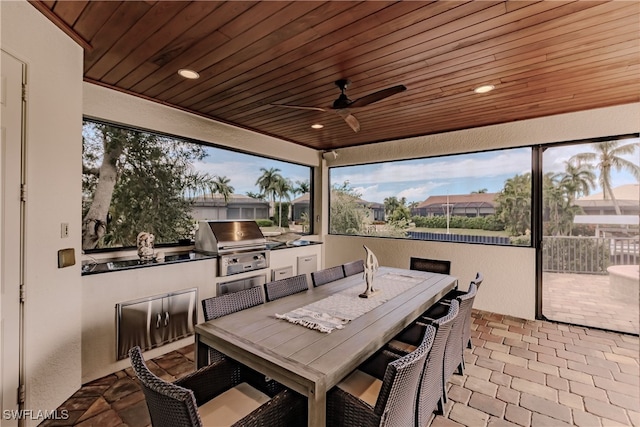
40 310 639 427
543 272 639 335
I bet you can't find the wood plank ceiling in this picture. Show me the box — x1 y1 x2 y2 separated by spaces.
31 1 640 150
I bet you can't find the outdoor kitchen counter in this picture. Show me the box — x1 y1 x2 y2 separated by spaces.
81 251 216 275
81 241 322 275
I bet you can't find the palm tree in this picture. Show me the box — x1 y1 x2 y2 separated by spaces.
245 191 264 200
570 141 640 215
383 197 401 216
210 175 234 203
556 161 596 203
293 179 310 196
272 177 293 229
255 167 282 217
495 173 531 236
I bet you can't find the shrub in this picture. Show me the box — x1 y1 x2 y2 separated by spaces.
255 219 274 227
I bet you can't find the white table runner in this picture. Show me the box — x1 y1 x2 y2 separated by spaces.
275 272 424 333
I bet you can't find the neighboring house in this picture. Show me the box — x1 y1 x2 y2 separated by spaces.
574 184 640 216
190 193 269 221
291 193 311 222
362 199 385 222
573 184 640 237
413 193 498 217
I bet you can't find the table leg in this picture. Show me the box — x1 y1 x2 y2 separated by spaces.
308 382 326 427
195 333 209 369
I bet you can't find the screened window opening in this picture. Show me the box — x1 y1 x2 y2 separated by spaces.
82 119 313 251
329 148 532 246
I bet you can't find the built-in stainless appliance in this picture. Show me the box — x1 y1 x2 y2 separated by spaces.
116 288 197 360
195 220 269 277
217 274 266 296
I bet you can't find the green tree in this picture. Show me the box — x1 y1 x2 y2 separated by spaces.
82 122 212 249
558 160 596 202
330 181 366 235
272 177 293 229
246 191 265 199
383 197 401 216
386 196 411 223
570 140 640 215
293 179 310 196
255 167 283 217
495 173 531 236
209 175 234 203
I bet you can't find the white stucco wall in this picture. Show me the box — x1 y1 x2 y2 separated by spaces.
1 0 83 423
323 103 640 320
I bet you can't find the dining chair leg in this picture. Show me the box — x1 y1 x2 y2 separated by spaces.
436 396 445 415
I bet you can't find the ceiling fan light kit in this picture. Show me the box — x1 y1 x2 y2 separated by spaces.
272 79 406 133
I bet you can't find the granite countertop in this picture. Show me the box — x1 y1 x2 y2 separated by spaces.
81 252 215 275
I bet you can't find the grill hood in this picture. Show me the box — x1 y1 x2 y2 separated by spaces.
195 220 267 255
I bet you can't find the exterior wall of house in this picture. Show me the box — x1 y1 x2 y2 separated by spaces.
323 103 640 320
1 1 84 423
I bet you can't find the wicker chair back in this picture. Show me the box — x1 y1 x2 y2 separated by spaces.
443 283 477 382
311 265 345 287
375 325 435 426
409 257 451 275
264 274 309 302
342 259 365 277
201 286 264 364
417 299 459 426
130 346 202 427
471 272 484 288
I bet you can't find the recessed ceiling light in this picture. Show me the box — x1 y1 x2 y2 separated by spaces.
311 124 324 129
178 69 200 79
474 84 495 94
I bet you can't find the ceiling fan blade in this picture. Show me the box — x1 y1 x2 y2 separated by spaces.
348 84 407 108
336 109 360 133
270 104 326 112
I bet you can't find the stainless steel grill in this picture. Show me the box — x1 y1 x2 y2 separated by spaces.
195 220 269 276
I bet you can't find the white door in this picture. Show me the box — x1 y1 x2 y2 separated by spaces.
1 50 25 426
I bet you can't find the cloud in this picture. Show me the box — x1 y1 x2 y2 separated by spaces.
332 149 531 187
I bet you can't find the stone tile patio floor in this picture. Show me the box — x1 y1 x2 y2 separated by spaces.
543 272 639 336
41 310 639 427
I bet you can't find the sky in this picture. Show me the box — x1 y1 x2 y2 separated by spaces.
84 119 638 205
193 147 310 197
191 138 638 204
329 139 639 204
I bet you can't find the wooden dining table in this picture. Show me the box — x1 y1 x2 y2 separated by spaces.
195 266 457 427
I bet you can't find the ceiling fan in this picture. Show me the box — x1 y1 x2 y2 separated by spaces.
271 79 406 132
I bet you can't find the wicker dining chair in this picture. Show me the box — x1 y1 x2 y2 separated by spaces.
342 259 365 277
442 272 483 349
201 286 264 364
471 271 484 289
311 265 345 287
422 282 477 403
409 257 451 275
327 325 435 427
129 346 306 427
387 300 459 425
264 274 309 302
